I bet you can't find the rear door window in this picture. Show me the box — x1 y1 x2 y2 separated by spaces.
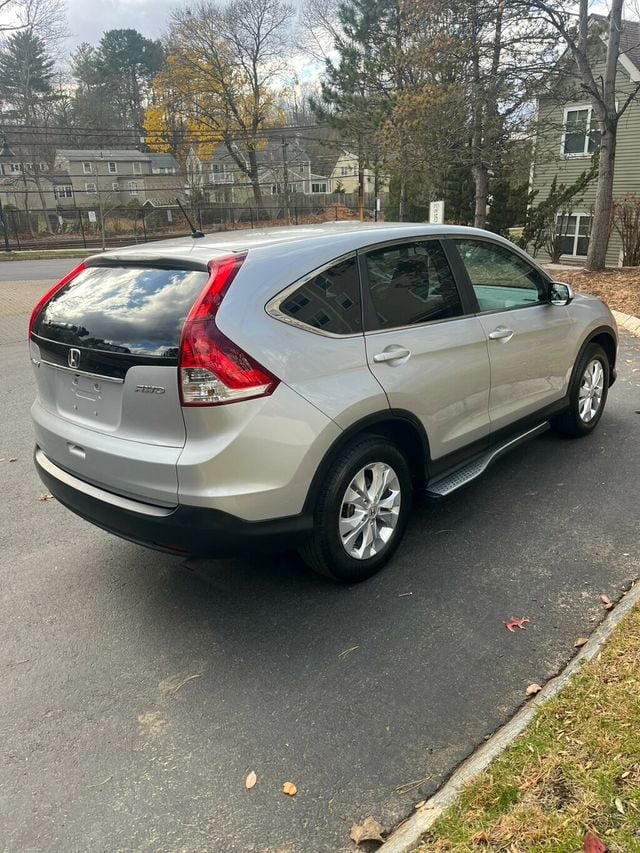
33 265 210 358
278 255 362 334
363 240 463 330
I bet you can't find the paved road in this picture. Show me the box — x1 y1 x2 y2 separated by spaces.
1 267 639 852
0 258 80 283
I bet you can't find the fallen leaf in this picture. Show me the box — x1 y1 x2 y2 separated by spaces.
575 637 589 648
505 616 530 632
583 832 607 853
37 493 54 501
350 816 385 845
8 457 17 462
472 831 489 843
615 796 625 814
245 771 257 790
526 683 542 696
620 770 631 779
282 782 297 796
600 594 613 610
414 800 426 809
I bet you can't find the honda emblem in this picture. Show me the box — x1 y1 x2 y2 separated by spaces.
68 348 81 369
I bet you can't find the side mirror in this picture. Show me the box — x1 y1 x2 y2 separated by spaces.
549 281 574 306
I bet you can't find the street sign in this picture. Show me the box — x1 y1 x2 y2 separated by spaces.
88 210 97 223
429 200 445 224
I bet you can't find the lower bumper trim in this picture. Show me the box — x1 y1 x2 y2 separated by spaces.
34 447 313 557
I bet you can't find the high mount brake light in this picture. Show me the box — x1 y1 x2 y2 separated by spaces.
28 262 86 338
179 253 279 407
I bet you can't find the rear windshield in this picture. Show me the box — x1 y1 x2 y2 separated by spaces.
34 265 210 357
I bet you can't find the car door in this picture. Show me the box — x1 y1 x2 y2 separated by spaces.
360 238 491 461
452 237 575 431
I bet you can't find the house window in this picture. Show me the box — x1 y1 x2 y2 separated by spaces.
132 162 142 175
83 162 92 174
10 163 21 172
108 161 117 174
39 162 48 171
54 185 73 199
563 106 600 156
271 185 278 194
557 213 592 257
128 181 139 196
112 182 119 191
340 166 349 176
85 182 97 193
23 162 33 171
311 182 327 193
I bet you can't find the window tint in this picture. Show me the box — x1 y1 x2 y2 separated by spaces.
279 256 361 334
34 266 210 357
455 240 547 312
364 240 462 330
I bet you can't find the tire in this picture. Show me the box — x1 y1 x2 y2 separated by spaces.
299 436 413 583
552 343 610 437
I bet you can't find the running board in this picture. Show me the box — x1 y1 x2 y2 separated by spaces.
425 422 550 498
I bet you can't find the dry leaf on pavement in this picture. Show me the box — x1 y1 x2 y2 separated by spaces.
245 771 257 790
575 637 589 647
600 594 613 610
350 816 385 845
505 616 530 632
525 683 542 696
282 782 297 796
583 831 607 852
37 493 54 501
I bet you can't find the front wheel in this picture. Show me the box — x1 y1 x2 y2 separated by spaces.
552 343 610 437
299 437 413 583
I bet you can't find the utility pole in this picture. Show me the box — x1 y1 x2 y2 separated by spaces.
281 136 290 225
0 199 10 251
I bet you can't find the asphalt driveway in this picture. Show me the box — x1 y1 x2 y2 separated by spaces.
1 268 639 852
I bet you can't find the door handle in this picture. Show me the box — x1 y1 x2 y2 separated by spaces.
373 347 412 363
488 327 514 341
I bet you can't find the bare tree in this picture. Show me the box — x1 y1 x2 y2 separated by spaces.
168 0 295 206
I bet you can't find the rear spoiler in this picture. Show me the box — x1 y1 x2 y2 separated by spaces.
85 254 211 272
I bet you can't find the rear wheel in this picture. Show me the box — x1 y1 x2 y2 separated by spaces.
299 437 413 583
552 343 610 437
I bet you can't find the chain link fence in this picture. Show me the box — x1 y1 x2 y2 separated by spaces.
0 194 384 252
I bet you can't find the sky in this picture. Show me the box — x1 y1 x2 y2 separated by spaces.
63 0 175 45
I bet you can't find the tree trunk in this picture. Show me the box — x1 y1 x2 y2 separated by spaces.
586 123 616 271
472 161 488 229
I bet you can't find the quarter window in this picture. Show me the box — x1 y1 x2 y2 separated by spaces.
364 240 463 330
279 256 361 334
455 240 547 312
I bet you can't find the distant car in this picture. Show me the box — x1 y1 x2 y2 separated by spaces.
29 223 617 582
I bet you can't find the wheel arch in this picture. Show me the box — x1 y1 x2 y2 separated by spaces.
303 410 430 514
580 326 617 386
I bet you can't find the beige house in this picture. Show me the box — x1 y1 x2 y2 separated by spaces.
329 150 389 195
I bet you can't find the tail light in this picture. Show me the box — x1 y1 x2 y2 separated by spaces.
179 253 279 406
29 262 86 337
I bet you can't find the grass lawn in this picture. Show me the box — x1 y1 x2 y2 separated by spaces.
0 249 93 261
413 605 640 852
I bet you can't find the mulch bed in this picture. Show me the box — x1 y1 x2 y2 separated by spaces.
551 268 640 317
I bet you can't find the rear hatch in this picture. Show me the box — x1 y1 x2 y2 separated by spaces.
30 259 211 505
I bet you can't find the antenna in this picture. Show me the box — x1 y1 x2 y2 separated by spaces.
176 198 205 238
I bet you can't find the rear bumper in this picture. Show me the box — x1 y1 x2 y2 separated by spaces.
35 447 313 557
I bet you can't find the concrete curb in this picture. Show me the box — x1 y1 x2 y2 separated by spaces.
380 579 640 853
612 309 640 337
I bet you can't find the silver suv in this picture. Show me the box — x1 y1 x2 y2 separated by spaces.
30 223 617 582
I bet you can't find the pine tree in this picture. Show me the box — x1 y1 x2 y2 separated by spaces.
0 30 55 123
